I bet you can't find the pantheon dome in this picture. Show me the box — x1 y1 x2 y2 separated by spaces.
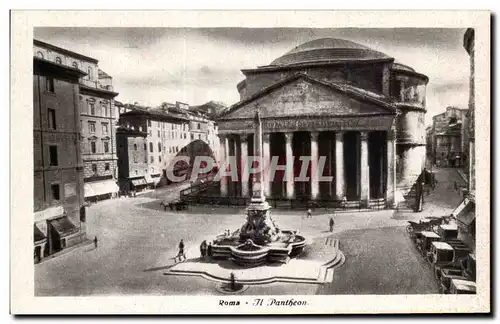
270 38 391 66
217 38 429 209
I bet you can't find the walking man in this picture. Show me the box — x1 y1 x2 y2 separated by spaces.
177 239 186 262
93 236 98 249
329 217 335 232
306 208 312 219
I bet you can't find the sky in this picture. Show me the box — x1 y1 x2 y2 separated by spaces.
34 27 471 125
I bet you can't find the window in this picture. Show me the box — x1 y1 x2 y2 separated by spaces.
92 163 97 173
148 120 152 127
47 108 56 130
36 51 44 59
49 146 58 166
191 133 194 140
183 133 187 139
150 156 154 163
46 77 55 93
102 123 109 134
89 102 95 115
197 123 201 130
104 141 109 153
89 122 96 133
133 154 138 163
149 142 153 152
135 170 138 175
102 105 107 117
171 124 174 130
198 134 201 140
144 156 147 163
105 163 110 171
176 146 179 152
144 143 147 150
134 144 137 151
159 156 162 162
158 142 161 152
55 57 62 64
87 67 93 80
90 141 96 153
72 62 78 69
51 184 60 201
158 130 160 137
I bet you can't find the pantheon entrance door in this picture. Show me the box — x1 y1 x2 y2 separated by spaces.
344 131 360 200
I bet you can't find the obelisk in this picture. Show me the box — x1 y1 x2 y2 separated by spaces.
248 107 270 210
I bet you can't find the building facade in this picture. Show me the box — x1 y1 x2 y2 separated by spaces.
452 28 476 252
217 38 429 207
34 40 120 203
428 106 468 168
117 103 220 191
33 52 87 263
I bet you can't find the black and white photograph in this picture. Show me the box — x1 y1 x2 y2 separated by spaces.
10 10 490 314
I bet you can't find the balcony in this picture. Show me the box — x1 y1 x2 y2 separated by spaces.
80 78 114 91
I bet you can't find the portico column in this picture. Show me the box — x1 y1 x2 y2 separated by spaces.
285 132 295 199
240 134 249 197
360 131 370 207
310 131 320 200
335 131 345 200
219 135 229 197
386 129 396 208
262 133 271 197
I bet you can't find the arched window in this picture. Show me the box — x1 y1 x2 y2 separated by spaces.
87 67 92 80
36 51 44 59
55 57 62 64
72 61 78 69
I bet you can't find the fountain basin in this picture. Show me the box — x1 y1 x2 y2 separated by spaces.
211 231 307 268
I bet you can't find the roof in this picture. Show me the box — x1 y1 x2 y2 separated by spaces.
420 231 440 238
34 39 98 63
392 62 416 72
219 72 396 119
120 109 190 122
98 69 111 79
34 56 88 79
270 38 392 66
432 241 453 250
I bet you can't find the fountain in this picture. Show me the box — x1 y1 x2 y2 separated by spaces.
211 108 307 267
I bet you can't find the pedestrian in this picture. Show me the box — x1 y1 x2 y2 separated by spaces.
177 239 186 262
307 208 312 219
454 181 458 191
342 196 347 209
200 240 207 258
93 236 98 249
329 217 335 232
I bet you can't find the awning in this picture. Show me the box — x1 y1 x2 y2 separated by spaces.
34 225 46 244
131 177 148 187
84 180 119 197
453 198 476 226
48 216 79 237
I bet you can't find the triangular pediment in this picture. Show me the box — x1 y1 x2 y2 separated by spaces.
221 75 394 120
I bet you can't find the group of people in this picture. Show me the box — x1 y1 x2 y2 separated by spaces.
174 239 215 263
199 240 213 259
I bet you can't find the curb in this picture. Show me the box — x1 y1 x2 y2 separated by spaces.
35 238 93 265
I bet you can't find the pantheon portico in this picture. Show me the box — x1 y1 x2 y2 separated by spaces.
216 38 428 208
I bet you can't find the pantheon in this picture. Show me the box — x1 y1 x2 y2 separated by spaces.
216 38 428 208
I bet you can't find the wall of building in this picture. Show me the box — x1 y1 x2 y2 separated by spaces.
240 63 387 101
34 44 98 84
33 62 85 250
